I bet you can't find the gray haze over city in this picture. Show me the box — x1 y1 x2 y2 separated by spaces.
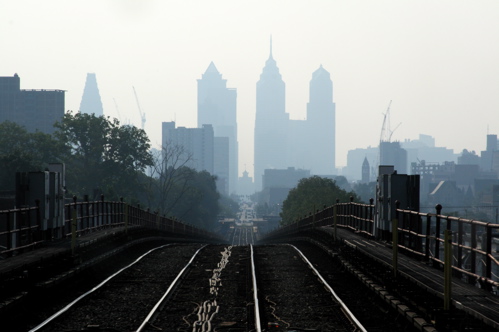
2 0 499 182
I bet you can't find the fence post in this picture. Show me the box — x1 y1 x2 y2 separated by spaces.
444 229 452 310
435 204 442 265
312 204 316 228
470 222 477 284
71 196 77 256
6 210 12 255
122 198 128 234
425 215 431 261
101 194 106 226
486 225 492 283
457 220 463 277
35 199 41 243
369 198 374 235
334 199 339 241
392 200 400 278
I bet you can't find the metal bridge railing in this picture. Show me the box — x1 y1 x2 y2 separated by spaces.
0 203 41 256
264 198 499 291
396 202 499 290
1 195 219 258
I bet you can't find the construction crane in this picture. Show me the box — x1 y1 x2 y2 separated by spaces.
132 86 146 130
379 100 401 143
113 98 122 123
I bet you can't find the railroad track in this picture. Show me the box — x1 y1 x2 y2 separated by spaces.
230 226 255 246
27 243 371 331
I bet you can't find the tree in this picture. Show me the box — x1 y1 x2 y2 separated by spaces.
145 142 195 216
280 176 359 225
0 121 66 190
353 181 376 204
219 194 239 219
53 112 152 200
144 142 223 230
170 170 220 230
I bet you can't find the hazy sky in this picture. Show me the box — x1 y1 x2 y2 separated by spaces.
2 1 499 177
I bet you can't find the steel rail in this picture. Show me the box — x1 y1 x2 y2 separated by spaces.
136 244 208 332
287 244 368 332
29 243 175 332
250 244 262 332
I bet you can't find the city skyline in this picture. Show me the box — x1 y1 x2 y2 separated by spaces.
2 1 499 177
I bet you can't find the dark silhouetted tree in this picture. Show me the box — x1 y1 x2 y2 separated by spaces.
54 112 152 200
0 121 66 190
280 176 359 225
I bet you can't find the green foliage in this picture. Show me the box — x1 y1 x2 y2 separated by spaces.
218 194 240 219
143 146 222 231
167 170 220 230
0 113 228 232
53 112 153 200
0 121 65 190
280 176 359 225
352 181 376 204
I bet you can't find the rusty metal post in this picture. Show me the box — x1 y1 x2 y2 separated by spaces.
470 222 477 283
369 198 374 235
486 225 492 281
6 210 11 255
435 204 442 263
457 220 463 276
334 199 339 241
101 194 106 226
83 195 89 230
425 214 431 261
444 229 452 310
71 196 77 256
312 204 316 228
349 196 354 228
122 198 128 234
392 200 400 278
35 199 41 242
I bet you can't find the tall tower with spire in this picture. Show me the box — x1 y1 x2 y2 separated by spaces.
79 73 103 116
362 157 370 183
197 62 238 194
254 38 289 191
306 65 336 174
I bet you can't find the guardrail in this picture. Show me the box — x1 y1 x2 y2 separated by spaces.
0 202 41 256
396 202 499 291
262 198 499 291
1 195 219 257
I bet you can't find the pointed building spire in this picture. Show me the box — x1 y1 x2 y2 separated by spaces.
80 73 103 116
205 61 219 75
202 61 222 80
269 35 273 59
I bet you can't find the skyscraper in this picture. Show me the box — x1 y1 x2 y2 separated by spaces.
0 74 65 134
162 121 214 174
305 65 336 174
79 73 103 116
197 62 238 194
254 40 289 191
362 157 370 183
380 141 408 174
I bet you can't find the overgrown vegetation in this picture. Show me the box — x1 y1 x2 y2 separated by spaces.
0 113 232 231
280 176 359 225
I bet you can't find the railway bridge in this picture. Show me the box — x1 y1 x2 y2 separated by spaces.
1 191 499 331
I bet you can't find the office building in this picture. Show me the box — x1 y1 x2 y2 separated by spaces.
0 74 65 134
197 62 238 194
162 122 214 174
254 41 336 191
